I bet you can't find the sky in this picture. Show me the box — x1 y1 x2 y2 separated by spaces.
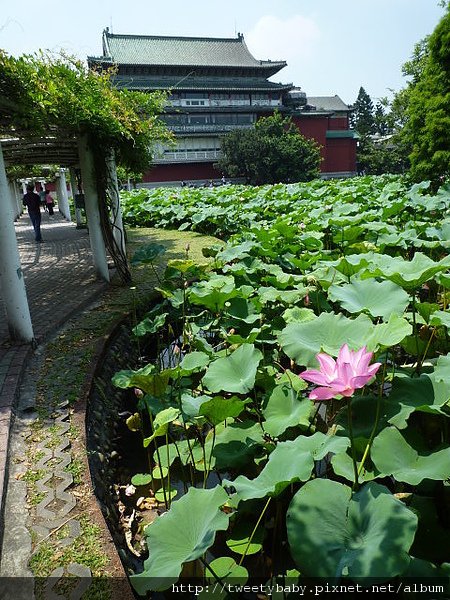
0 0 446 105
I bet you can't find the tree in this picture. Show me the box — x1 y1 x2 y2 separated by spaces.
351 87 375 137
404 6 450 184
217 112 321 185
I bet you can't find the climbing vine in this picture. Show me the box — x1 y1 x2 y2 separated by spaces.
0 50 172 282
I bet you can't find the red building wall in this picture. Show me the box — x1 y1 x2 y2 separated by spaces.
324 138 357 173
327 116 349 130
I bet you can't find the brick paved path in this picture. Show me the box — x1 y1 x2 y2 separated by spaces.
0 211 108 539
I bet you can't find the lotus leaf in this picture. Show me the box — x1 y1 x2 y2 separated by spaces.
202 344 263 394
371 427 450 485
224 432 349 502
328 278 410 320
286 480 417 579
131 486 230 593
262 384 312 436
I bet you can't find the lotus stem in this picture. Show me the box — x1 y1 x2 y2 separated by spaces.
238 497 271 566
347 397 359 492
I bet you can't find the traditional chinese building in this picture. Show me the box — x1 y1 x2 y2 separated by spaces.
88 29 357 185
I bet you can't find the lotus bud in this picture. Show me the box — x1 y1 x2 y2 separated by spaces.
304 294 310 306
173 344 180 355
134 388 144 398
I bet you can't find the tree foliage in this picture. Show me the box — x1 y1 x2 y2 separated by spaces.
217 112 321 185
351 87 376 137
0 51 171 172
403 7 450 184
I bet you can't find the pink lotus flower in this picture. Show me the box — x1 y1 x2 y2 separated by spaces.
300 344 381 401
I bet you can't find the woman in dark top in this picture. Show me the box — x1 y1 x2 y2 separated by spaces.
22 183 43 242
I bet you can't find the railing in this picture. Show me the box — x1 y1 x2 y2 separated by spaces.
153 149 222 163
168 123 254 133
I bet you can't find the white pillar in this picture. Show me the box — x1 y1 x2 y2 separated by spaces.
57 169 71 221
8 182 19 220
69 167 83 228
105 149 126 259
77 135 110 282
13 182 22 217
0 144 34 343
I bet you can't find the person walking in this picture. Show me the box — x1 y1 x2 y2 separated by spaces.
23 182 43 242
45 188 55 216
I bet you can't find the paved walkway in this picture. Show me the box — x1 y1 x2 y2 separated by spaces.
0 210 108 549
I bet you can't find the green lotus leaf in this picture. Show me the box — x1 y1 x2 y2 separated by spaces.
430 310 450 330
278 312 373 367
131 486 230 593
328 278 410 320
131 473 152 486
156 439 197 468
133 312 168 337
154 486 178 503
224 297 261 324
224 432 349 502
202 344 263 394
198 395 249 425
365 313 412 349
282 306 316 324
371 427 450 485
331 451 382 484
112 364 173 397
151 465 168 480
181 392 210 419
286 479 417 579
206 557 248 584
131 243 166 265
189 275 239 311
143 407 180 447
225 520 264 556
280 310 412 367
179 351 211 373
262 384 312 436
385 374 448 429
361 252 450 290
166 258 198 273
210 420 264 470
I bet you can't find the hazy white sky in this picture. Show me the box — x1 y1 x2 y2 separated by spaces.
0 0 446 104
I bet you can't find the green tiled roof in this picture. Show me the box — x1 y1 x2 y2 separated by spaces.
91 30 286 73
326 130 359 139
307 95 350 112
112 74 292 92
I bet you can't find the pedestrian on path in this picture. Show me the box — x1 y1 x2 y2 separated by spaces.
45 188 55 216
23 183 43 242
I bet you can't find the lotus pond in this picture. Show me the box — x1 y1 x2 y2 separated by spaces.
114 176 450 597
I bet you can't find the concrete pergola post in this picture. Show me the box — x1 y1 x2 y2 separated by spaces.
69 167 83 228
77 135 110 282
13 181 22 217
0 144 34 343
57 169 72 221
8 182 19 220
105 148 126 259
